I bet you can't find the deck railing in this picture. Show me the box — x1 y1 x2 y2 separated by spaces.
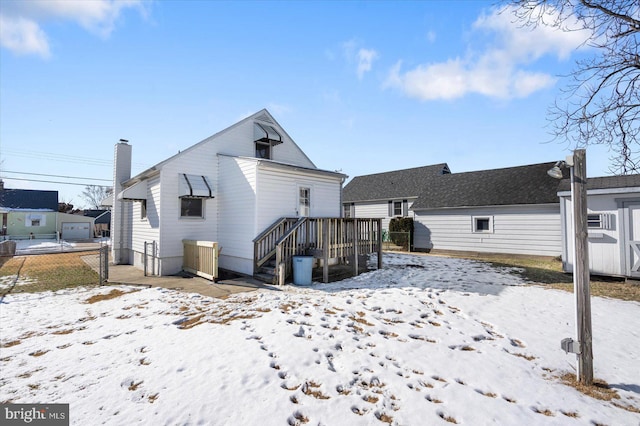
259 217 382 285
253 217 301 271
183 240 219 281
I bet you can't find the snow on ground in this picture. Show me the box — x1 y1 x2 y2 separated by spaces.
14 239 76 254
1 253 638 425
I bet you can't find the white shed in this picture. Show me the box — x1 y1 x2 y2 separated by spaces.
559 174 640 278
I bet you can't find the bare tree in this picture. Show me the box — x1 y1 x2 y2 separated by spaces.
81 185 112 210
506 0 639 174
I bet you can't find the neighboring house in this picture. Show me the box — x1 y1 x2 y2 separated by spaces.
558 174 640 278
83 209 111 237
111 109 347 277
342 164 450 231
0 182 59 239
410 162 567 257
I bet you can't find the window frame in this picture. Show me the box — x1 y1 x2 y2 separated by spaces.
472 216 494 233
587 213 603 229
139 200 147 220
393 201 403 217
255 141 271 159
180 197 204 219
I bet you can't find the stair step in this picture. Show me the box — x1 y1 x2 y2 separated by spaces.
254 272 276 285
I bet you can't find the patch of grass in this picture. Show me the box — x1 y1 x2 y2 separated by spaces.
559 372 620 402
86 289 130 304
0 252 100 295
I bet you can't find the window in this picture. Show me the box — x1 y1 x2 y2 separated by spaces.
181 198 203 218
25 214 45 227
473 216 493 233
140 200 147 220
298 187 310 217
393 201 402 216
255 141 271 159
587 213 613 229
343 203 354 218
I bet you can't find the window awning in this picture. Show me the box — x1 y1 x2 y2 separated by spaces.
179 174 214 198
118 181 147 201
254 122 283 145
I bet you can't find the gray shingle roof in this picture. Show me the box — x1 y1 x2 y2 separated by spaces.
343 163 450 202
558 174 640 192
411 162 567 210
0 188 59 211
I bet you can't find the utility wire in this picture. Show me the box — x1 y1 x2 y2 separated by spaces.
1 170 111 182
2 148 148 168
4 177 111 187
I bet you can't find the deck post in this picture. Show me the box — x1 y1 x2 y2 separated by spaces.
377 219 383 270
323 219 329 283
353 220 359 276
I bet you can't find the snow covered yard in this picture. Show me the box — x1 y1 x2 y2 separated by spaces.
1 253 638 425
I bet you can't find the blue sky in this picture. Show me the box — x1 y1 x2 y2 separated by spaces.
0 0 612 208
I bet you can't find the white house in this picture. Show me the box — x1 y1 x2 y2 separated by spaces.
111 109 346 278
342 164 451 232
411 162 567 257
558 174 640 278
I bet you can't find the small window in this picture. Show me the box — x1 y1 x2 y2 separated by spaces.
393 201 402 216
587 214 602 229
343 204 351 218
181 198 203 218
299 187 310 217
255 141 271 159
473 216 493 233
140 200 147 220
30 219 41 227
343 203 354 218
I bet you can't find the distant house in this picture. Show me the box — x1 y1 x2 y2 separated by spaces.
410 162 568 257
111 109 347 278
342 164 451 231
0 182 59 239
558 174 640 278
83 209 111 237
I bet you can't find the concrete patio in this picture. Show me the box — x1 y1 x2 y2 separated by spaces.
106 264 271 299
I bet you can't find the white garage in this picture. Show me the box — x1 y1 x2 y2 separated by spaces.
57 213 95 241
61 222 91 240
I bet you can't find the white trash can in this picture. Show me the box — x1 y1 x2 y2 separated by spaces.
292 256 313 286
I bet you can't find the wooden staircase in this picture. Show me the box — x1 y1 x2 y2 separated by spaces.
253 217 383 285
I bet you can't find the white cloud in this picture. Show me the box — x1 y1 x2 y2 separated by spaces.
385 5 591 101
0 15 50 58
356 48 379 79
0 0 146 57
342 39 378 79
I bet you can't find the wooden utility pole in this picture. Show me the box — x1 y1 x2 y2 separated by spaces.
572 149 593 385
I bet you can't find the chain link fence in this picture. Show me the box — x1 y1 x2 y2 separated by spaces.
382 230 412 252
0 241 109 298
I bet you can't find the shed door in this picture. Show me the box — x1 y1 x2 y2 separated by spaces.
626 203 640 278
62 222 91 240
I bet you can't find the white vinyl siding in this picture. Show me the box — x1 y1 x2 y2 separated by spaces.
155 143 218 272
217 156 258 274
353 199 416 231
131 176 161 260
256 166 342 232
414 205 562 256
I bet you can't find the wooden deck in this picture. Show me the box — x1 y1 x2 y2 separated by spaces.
254 217 382 285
